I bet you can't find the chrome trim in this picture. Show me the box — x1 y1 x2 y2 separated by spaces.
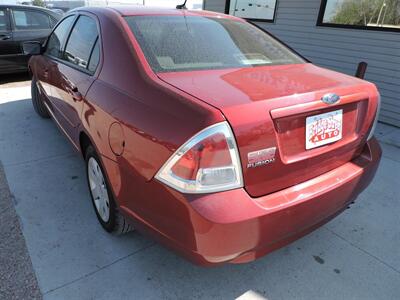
321 93 341 105
368 94 381 140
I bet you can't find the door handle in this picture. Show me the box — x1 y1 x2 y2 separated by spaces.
72 91 83 102
0 34 11 41
70 87 82 101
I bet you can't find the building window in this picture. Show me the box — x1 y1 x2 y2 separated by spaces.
226 0 278 22
318 0 400 32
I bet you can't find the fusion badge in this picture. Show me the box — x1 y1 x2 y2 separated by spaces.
247 147 276 168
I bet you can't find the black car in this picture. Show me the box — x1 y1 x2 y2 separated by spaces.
0 5 61 74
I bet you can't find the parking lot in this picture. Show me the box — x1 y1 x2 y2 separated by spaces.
1 75 400 299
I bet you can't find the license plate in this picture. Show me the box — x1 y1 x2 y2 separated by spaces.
306 109 343 150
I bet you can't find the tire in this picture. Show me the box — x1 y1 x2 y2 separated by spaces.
85 145 133 235
31 78 50 118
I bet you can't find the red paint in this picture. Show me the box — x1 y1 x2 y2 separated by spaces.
108 122 125 156
29 6 382 265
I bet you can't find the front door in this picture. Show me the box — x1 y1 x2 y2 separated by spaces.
39 15 76 114
45 14 100 146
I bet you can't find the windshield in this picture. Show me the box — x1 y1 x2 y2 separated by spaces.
125 16 305 73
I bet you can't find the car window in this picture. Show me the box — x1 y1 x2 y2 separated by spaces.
64 15 98 71
45 15 74 58
0 9 8 31
50 17 58 27
88 38 100 73
12 9 51 30
125 16 305 72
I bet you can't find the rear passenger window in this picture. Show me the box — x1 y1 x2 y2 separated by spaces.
88 38 100 73
64 15 98 71
45 15 74 58
12 9 51 30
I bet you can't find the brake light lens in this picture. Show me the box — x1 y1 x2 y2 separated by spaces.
155 122 243 194
367 94 381 141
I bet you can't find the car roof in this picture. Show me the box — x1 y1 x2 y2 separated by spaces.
1 4 51 11
76 5 239 20
0 4 61 18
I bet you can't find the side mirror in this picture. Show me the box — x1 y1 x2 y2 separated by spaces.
22 41 43 55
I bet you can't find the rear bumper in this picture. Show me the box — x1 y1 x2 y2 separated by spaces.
122 138 381 266
183 138 380 265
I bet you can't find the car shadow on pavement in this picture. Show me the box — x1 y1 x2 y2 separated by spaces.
0 73 30 86
0 96 399 300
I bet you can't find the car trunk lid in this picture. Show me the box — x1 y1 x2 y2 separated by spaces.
158 63 379 197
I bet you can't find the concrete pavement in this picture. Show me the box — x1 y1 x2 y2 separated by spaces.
0 161 42 300
0 79 399 299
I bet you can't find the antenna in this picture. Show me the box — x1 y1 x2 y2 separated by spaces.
176 0 188 9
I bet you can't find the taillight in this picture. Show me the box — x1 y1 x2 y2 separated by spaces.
367 94 381 141
155 122 243 194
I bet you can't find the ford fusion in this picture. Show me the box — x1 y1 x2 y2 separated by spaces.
26 6 382 265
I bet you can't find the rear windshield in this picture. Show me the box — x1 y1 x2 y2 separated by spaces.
125 16 305 73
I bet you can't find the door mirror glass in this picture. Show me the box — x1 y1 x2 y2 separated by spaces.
22 41 43 55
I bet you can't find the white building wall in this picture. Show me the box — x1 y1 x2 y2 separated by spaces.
0 0 17 4
203 0 225 12
204 0 400 127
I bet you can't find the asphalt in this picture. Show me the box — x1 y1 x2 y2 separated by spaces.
0 76 399 300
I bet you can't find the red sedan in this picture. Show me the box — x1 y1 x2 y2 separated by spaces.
26 6 381 265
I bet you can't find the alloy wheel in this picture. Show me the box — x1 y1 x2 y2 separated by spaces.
88 157 110 223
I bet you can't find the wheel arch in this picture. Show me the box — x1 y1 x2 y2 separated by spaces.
79 131 94 158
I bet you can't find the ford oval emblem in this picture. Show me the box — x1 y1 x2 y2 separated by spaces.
321 93 340 105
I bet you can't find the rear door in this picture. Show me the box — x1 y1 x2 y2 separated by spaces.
0 7 20 73
46 13 101 146
10 7 54 71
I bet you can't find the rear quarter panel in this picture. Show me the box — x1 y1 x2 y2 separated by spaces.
81 9 224 208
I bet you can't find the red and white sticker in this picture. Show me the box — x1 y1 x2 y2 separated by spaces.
247 147 276 168
306 109 343 150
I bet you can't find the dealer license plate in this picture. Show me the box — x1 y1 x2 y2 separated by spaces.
306 109 343 150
